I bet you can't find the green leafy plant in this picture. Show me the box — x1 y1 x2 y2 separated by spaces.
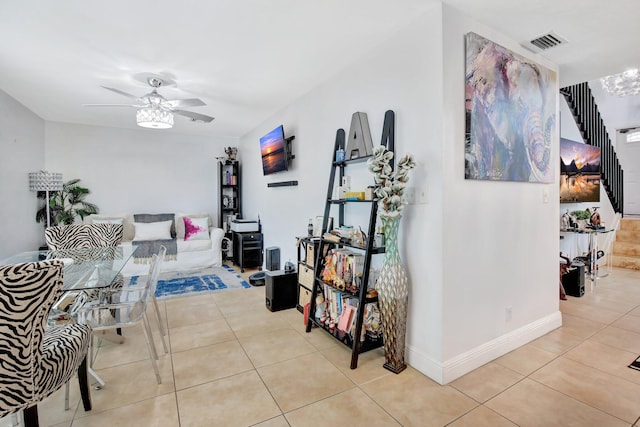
570 210 591 220
36 178 99 227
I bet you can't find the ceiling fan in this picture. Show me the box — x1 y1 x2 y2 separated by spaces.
84 76 214 129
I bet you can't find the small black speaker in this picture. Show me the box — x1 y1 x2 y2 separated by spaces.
265 247 280 271
562 262 585 297
265 270 297 312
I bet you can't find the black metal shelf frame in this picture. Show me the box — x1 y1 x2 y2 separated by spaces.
305 110 396 370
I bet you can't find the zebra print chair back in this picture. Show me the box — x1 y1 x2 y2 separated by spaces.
45 223 124 250
0 261 92 422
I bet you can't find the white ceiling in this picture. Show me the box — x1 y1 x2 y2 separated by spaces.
2 0 640 138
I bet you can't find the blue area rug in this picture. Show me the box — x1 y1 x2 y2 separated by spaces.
129 264 251 299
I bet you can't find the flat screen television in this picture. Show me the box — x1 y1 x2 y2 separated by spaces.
559 138 601 203
260 125 288 175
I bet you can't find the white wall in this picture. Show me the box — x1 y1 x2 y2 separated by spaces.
239 4 562 384
240 4 445 372
439 7 560 382
45 122 237 223
614 131 640 215
0 90 46 258
240 7 443 269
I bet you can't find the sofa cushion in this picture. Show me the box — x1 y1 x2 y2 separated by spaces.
175 213 212 239
134 213 176 238
133 220 173 241
183 216 209 241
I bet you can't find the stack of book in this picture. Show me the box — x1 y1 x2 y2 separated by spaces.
320 248 364 293
315 283 381 343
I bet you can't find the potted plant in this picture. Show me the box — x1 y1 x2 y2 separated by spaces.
36 178 99 227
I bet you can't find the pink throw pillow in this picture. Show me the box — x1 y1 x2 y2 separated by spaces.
183 216 209 241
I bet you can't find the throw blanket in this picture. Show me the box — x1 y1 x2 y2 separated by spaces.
133 239 177 264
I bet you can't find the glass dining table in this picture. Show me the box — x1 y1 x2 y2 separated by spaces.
2 245 138 389
2 245 137 291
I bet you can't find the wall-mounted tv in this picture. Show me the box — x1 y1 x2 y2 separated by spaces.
260 125 289 175
560 138 601 203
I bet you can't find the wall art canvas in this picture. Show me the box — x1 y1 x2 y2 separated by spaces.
559 138 600 203
465 32 557 183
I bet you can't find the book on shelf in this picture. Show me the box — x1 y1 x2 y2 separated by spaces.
315 284 350 334
322 232 341 243
337 304 354 332
320 248 365 292
303 302 311 326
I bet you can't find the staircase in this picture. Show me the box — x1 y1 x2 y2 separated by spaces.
560 83 624 214
611 218 640 270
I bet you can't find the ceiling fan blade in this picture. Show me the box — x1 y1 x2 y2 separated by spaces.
163 98 206 108
101 86 140 100
173 109 215 123
82 103 139 107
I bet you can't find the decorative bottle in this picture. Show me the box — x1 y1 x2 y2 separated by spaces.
375 225 385 247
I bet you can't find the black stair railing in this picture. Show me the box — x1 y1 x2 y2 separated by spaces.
560 82 624 214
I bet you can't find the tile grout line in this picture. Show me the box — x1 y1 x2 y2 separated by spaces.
526 374 635 424
230 307 294 424
159 298 183 427
356 384 407 426
59 266 640 425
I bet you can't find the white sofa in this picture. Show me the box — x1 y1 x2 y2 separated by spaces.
83 213 224 277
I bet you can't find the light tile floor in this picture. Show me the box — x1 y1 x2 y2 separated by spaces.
3 266 640 426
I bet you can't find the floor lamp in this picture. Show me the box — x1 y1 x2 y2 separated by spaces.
29 171 63 229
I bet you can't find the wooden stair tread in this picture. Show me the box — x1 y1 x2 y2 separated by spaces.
611 254 640 270
613 241 640 257
619 218 640 231
615 229 640 242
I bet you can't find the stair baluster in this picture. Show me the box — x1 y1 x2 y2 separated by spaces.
560 83 624 215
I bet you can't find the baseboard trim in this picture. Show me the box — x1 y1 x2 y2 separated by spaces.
406 310 562 384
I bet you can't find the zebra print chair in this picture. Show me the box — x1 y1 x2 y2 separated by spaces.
44 222 125 303
0 260 92 426
44 222 127 395
44 223 124 250
45 224 128 411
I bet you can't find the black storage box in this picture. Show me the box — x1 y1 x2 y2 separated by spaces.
265 270 297 312
562 261 585 297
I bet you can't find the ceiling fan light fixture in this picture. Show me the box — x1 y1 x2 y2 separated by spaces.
600 68 640 97
136 107 174 129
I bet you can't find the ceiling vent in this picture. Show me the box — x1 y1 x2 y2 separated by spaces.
522 31 568 53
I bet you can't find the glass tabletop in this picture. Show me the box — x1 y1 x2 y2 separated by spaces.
560 227 613 234
2 246 137 291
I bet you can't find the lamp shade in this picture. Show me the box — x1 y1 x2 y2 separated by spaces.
136 107 174 129
29 171 63 191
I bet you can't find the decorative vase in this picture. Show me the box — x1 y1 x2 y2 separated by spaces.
376 214 408 374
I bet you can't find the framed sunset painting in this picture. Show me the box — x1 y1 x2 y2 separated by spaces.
559 138 601 203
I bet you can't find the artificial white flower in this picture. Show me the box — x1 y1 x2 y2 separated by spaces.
367 146 416 215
